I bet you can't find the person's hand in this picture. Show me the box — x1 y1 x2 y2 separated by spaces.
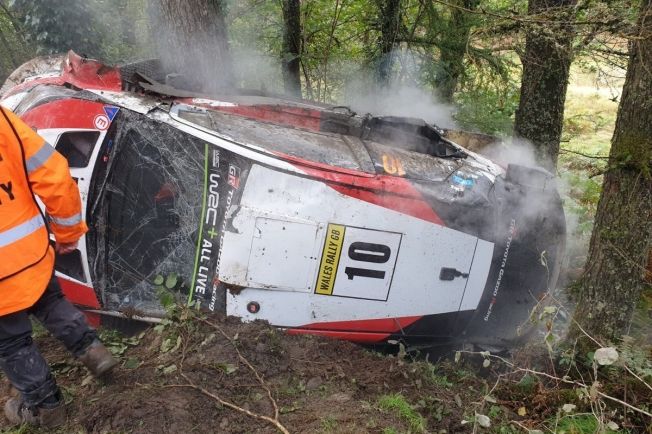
55 241 78 255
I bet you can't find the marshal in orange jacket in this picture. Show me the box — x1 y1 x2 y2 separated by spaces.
0 107 88 316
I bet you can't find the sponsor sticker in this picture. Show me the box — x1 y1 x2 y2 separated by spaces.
228 164 241 189
188 145 250 312
190 146 221 303
483 218 516 321
315 224 346 295
382 154 406 176
103 106 119 121
93 114 109 130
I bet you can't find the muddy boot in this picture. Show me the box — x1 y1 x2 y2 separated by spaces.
77 340 118 378
4 396 65 428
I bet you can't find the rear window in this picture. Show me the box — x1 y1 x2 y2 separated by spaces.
55 131 100 168
174 105 375 173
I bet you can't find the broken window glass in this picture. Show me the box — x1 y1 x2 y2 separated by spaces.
55 131 100 168
175 105 374 172
88 111 205 314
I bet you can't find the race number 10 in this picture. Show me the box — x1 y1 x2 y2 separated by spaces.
315 224 402 301
345 242 391 280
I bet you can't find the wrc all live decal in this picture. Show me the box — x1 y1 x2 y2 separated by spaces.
190 145 250 311
315 224 402 301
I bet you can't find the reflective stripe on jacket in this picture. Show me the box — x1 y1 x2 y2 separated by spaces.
0 107 88 316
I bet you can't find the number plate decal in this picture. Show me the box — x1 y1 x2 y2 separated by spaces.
315 224 402 301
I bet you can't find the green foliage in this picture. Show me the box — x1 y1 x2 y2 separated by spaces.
415 395 451 422
551 414 623 434
453 54 521 135
563 111 611 138
619 336 652 381
152 272 185 310
98 328 142 359
228 0 521 106
562 171 603 237
0 425 42 434
515 373 538 395
455 84 519 135
319 415 338 432
0 11 33 80
228 0 284 91
419 362 454 388
298 0 374 102
378 393 426 433
6 0 149 65
9 0 105 57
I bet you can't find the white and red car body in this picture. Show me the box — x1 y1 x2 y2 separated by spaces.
1 52 565 349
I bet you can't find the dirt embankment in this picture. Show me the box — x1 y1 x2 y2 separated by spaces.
2 311 650 433
1 313 479 434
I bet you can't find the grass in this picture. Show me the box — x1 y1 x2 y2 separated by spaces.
557 63 624 269
547 414 626 434
378 393 426 433
562 64 621 158
562 63 623 158
319 416 338 433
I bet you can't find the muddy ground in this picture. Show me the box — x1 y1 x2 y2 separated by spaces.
0 310 650 433
0 313 477 433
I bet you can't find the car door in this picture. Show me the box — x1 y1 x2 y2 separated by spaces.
20 98 120 286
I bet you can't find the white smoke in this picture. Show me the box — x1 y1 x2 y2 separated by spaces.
230 47 283 93
481 137 540 169
339 49 458 129
344 81 458 129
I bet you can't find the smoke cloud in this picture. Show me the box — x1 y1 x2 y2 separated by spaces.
339 49 458 129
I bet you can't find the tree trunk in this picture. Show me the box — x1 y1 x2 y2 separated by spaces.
568 0 652 346
281 0 302 98
435 0 479 102
375 0 401 85
149 0 233 92
514 0 576 170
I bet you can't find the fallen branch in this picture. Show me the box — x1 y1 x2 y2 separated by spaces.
199 317 280 420
167 319 291 434
559 148 610 159
173 375 290 434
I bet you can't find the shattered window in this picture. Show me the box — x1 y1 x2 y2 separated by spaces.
51 239 86 282
55 131 100 168
90 111 205 313
175 106 374 172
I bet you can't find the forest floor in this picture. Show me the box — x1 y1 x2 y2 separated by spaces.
0 310 650 434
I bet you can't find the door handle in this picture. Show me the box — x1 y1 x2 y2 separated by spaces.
439 267 469 281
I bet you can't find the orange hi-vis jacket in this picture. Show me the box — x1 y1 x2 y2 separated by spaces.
0 107 88 316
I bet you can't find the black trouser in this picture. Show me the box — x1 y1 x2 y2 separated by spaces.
0 275 97 407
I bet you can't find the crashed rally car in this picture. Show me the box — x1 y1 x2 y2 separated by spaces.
1 52 565 350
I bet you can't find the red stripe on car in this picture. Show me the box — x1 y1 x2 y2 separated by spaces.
22 99 110 130
280 154 445 225
58 277 101 309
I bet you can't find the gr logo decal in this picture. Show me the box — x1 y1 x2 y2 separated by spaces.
315 224 402 301
228 164 241 189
